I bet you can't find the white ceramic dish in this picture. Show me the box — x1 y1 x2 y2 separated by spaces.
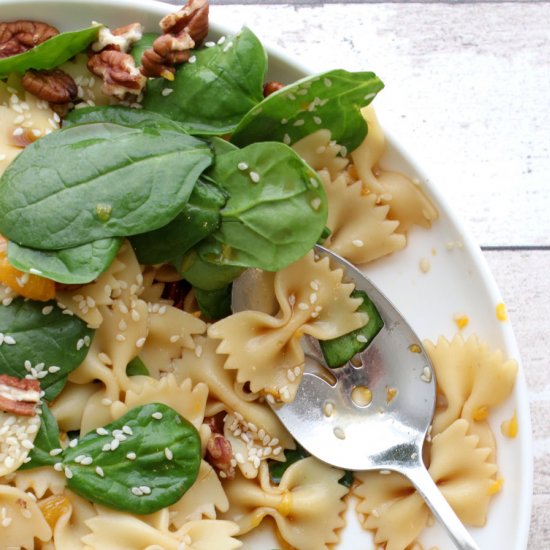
0 0 533 548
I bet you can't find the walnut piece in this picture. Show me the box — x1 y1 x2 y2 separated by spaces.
0 374 41 417
87 50 146 99
22 69 78 104
141 0 209 79
263 81 285 97
0 20 58 58
206 432 235 479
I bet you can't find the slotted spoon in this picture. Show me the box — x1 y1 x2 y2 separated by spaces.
269 245 480 550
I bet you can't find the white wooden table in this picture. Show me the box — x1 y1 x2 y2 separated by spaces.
173 1 549 546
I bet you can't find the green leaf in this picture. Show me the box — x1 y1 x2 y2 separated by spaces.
7 238 122 285
232 69 384 153
19 404 61 471
0 123 213 250
193 285 232 319
320 290 383 368
64 105 192 134
205 142 328 271
0 25 101 77
142 27 267 135
179 248 244 291
0 298 94 401
126 357 149 377
62 403 201 515
130 32 158 66
130 179 226 265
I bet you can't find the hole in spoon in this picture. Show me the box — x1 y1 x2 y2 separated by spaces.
351 385 372 407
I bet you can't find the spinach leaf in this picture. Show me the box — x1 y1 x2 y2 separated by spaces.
130 32 158 66
0 298 94 401
64 105 191 134
130 179 226 265
193 285 232 319
126 356 149 377
232 69 384 153
320 290 383 368
0 25 101 77
7 238 122 285
0 123 213 250
19 404 61 471
62 403 201 515
268 442 352 488
204 142 328 271
179 248 244 291
143 27 266 135
208 136 238 157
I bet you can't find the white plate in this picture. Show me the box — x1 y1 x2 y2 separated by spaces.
1 1 533 548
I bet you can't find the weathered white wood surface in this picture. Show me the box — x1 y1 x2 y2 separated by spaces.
201 3 549 548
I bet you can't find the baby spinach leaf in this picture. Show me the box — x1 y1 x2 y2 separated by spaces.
143 27 266 135
19 404 61 471
0 25 101 77
126 356 149 377
130 179 226 265
62 403 201 514
7 238 122 285
320 290 383 368
232 69 384 153
193 284 232 319
64 105 191 134
130 32 158 66
204 142 328 271
179 247 244 291
0 123 213 250
0 298 94 401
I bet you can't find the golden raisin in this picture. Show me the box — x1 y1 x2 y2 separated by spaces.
38 494 71 529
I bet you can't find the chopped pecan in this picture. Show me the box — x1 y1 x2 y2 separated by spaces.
206 432 235 479
22 69 78 104
263 81 285 97
140 0 209 79
91 22 143 53
0 20 58 58
0 374 40 417
87 50 146 99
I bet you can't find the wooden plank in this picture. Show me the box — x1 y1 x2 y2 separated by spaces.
210 3 550 247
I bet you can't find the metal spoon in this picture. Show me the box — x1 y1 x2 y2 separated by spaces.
269 245 481 550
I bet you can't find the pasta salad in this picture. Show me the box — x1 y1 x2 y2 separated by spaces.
0 1 519 549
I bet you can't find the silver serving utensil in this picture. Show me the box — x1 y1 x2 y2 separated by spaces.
270 245 480 550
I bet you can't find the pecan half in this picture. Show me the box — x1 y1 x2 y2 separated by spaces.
0 20 58 59
22 69 78 104
263 81 285 97
87 50 146 99
141 0 209 79
206 432 235 479
0 374 40 417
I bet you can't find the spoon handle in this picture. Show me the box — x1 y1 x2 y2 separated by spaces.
404 463 481 550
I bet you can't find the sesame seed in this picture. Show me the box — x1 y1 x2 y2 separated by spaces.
235 453 244 464
131 487 143 496
169 335 180 343
188 55 196 63
309 177 319 188
364 92 377 101
53 462 63 471
126 452 137 460
136 337 146 348
115 334 126 342
42 305 54 315
81 456 93 466
110 439 120 451
298 302 309 310
102 443 111 452
12 127 24 137
101 398 112 406
283 134 291 145
3 336 15 345
64 466 73 479
48 366 60 373
131 309 141 322
352 239 364 247
324 78 332 87
96 466 104 477
98 353 112 365
49 448 63 456
76 338 85 351
69 439 78 448
140 486 151 495
238 162 248 171
309 293 318 304
293 119 304 127
273 446 282 456
313 116 322 125
122 425 133 435
164 447 173 460
223 41 234 52
310 198 322 210
249 171 260 183
161 88 174 96
96 427 109 436
293 366 301 376
205 41 215 47
152 412 163 420
194 345 203 358
1 517 12 527
287 369 296 382
217 35 226 44
356 334 368 343
252 456 261 468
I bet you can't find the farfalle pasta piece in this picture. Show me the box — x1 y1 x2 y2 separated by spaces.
208 251 366 400
0 410 41 476
169 460 229 527
425 335 517 455
351 106 438 232
0 484 52 547
49 381 100 433
13 466 65 498
354 419 497 550
111 375 208 429
221 457 348 550
319 169 406 264
82 509 242 550
292 129 349 179
174 336 294 478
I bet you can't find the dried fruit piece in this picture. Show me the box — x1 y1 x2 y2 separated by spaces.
263 80 284 97
38 495 71 529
